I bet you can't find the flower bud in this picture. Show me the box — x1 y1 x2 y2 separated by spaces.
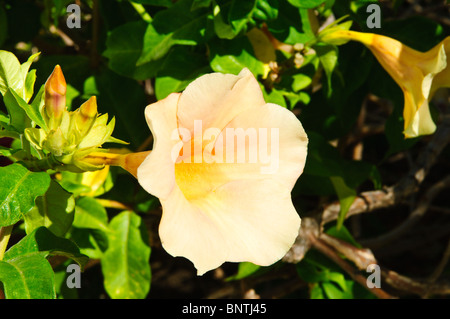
44 65 67 123
76 96 98 137
43 127 67 157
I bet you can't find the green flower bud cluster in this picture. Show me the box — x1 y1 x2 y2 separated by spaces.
24 65 126 172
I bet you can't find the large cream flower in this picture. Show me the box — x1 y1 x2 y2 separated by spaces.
136 68 308 275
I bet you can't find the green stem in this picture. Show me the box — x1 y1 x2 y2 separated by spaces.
0 225 13 261
130 1 152 22
20 134 31 159
21 155 60 172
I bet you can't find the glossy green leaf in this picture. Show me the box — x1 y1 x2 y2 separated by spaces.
191 0 212 10
19 52 39 101
130 0 173 6
155 46 211 100
288 0 326 8
73 196 109 233
137 0 209 64
24 180 75 237
226 262 261 281
4 226 88 269
6 87 47 130
209 36 265 75
0 254 55 299
85 68 148 148
103 21 164 80
0 164 51 227
315 43 338 96
0 50 22 96
254 0 278 21
2 88 29 132
224 0 257 35
330 176 356 230
102 211 151 299
266 1 313 44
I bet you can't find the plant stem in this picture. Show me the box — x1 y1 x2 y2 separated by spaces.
0 225 13 261
130 1 152 22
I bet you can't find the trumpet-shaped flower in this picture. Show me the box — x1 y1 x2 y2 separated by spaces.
135 68 308 275
322 30 449 138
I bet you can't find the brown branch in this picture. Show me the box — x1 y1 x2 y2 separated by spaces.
314 231 450 298
361 175 450 249
306 232 395 299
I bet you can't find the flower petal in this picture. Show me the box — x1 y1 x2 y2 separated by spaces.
159 179 301 275
173 102 308 201
137 93 181 200
177 68 266 135
219 102 308 189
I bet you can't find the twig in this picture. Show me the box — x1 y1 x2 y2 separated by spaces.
427 237 450 286
316 231 450 297
320 233 377 270
306 232 395 299
361 175 450 249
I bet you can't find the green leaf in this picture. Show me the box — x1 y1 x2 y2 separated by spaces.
0 164 51 227
326 225 361 248
292 73 312 92
155 46 211 100
266 1 314 44
314 43 338 96
102 211 151 299
85 68 149 149
103 20 164 80
254 0 278 21
2 89 29 133
226 0 257 35
23 180 75 237
329 176 356 230
4 226 88 269
191 0 212 10
287 0 326 8
0 254 55 299
209 36 265 75
24 69 37 103
131 0 173 6
226 262 261 281
137 0 210 64
19 52 40 101
6 88 47 130
0 50 22 96
73 196 109 232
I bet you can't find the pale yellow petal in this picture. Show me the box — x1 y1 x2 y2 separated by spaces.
176 68 266 135
137 93 181 200
174 103 308 201
159 179 301 275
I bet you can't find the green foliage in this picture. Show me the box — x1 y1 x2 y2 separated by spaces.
0 164 51 227
0 0 448 300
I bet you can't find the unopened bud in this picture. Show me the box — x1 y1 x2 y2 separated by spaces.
80 96 98 119
44 127 67 157
44 65 67 121
76 96 98 137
